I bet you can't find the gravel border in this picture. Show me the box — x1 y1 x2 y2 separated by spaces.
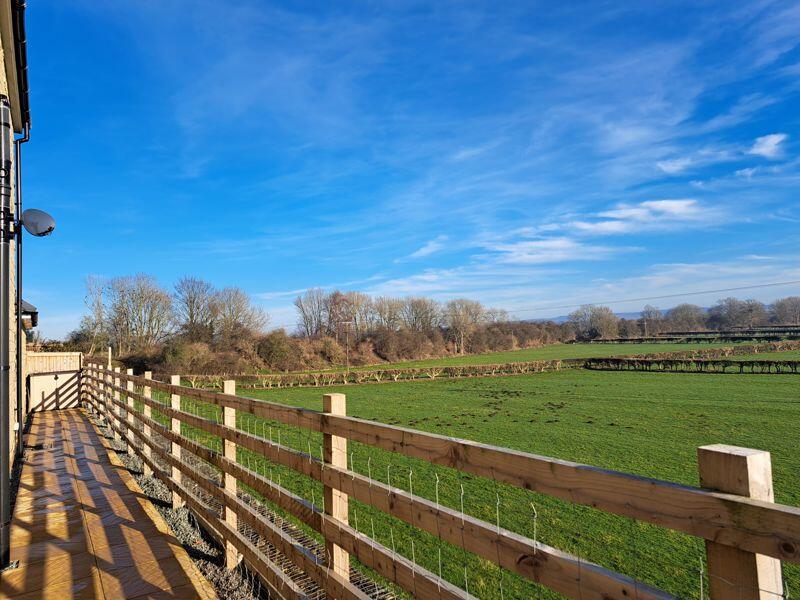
92 417 266 600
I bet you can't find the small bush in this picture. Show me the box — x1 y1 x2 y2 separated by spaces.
257 330 303 371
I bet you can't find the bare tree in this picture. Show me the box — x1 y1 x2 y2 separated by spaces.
400 297 441 333
373 296 404 330
214 287 268 347
107 274 174 354
770 297 800 325
740 299 768 327
568 305 593 340
174 276 216 342
708 298 767 329
484 307 509 323
444 299 486 354
639 304 663 336
323 290 350 341
342 291 373 338
618 318 641 338
568 305 619 340
665 304 706 331
83 275 107 355
294 288 326 337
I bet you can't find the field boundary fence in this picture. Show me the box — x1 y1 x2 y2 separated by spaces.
174 359 580 390
586 334 800 343
80 360 800 600
613 340 800 359
585 358 800 374
656 327 800 336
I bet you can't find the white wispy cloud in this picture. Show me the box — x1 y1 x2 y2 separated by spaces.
449 139 506 162
407 235 449 259
748 133 788 158
735 167 759 179
489 237 618 264
536 199 721 237
655 147 741 176
254 288 309 301
656 157 693 174
365 263 565 300
601 199 704 220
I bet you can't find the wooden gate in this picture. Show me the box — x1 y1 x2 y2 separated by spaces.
26 352 83 412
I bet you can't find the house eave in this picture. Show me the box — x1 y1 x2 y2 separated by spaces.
0 0 29 133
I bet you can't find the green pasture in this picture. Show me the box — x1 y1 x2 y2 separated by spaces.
193 370 797 599
738 349 800 360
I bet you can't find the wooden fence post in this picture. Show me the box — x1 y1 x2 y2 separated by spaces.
698 444 783 600
112 367 122 441
97 364 104 415
103 365 112 428
101 364 109 425
223 379 239 570
323 393 350 579
81 365 89 414
121 368 133 446
142 371 153 476
170 375 184 508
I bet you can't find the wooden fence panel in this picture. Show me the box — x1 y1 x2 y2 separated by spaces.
84 374 473 599
82 367 800 567
82 369 672 599
80 363 800 600
25 351 82 375
85 390 304 600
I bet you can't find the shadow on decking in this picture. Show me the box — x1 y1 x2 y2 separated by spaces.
1 409 215 599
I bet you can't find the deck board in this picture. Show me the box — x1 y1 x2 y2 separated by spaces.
1 409 217 599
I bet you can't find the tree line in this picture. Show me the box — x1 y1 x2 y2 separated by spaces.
568 297 800 340
294 289 510 354
65 276 564 372
69 274 267 358
62 274 800 373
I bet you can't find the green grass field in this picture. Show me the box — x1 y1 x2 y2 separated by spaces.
740 349 800 360
314 342 737 372
221 370 799 598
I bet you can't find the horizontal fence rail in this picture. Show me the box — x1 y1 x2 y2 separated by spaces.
586 335 800 343
585 358 800 374
79 360 800 600
657 328 800 336
582 340 800 355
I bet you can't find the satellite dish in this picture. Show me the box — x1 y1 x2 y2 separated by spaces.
21 208 55 237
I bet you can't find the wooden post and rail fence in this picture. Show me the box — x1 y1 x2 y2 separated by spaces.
79 360 800 600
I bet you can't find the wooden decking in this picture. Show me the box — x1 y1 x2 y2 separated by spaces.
1 409 217 599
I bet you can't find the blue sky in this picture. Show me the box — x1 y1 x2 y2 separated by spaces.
22 1 800 338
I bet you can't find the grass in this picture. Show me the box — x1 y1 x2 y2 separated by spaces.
214 370 800 599
310 342 739 372
739 349 800 360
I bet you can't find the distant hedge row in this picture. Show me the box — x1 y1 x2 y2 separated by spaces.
176 358 583 390
585 358 800 374
615 340 800 360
